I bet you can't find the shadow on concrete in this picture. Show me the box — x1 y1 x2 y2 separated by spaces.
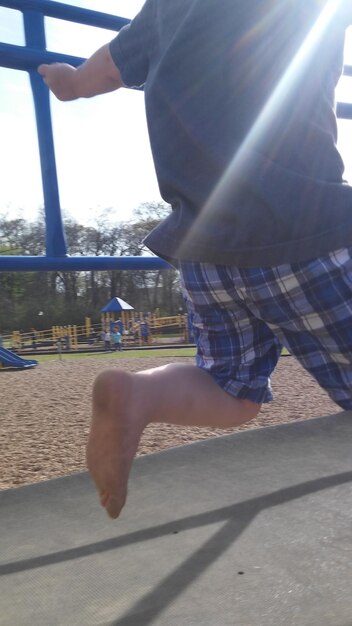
2 470 352 625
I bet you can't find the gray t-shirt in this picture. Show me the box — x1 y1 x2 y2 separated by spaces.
110 0 352 266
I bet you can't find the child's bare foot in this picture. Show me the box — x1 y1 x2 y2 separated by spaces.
86 363 260 519
86 368 147 519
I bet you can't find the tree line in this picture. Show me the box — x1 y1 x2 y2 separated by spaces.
0 202 184 333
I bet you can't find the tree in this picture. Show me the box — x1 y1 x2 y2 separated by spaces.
0 201 183 331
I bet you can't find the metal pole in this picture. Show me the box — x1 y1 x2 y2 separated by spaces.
23 9 68 257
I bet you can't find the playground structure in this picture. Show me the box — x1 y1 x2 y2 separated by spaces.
1 2 352 625
0 0 350 277
4 311 192 354
0 0 170 274
0 345 37 369
0 0 350 342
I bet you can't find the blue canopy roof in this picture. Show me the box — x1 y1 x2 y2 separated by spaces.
101 297 134 313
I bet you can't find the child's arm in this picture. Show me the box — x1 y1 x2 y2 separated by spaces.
38 43 123 101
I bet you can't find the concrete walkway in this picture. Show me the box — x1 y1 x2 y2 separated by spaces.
1 413 352 626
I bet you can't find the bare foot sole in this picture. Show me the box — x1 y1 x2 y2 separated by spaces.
86 368 145 519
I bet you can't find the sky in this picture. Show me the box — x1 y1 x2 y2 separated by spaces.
0 1 351 227
0 0 160 226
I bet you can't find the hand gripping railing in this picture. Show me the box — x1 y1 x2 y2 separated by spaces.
0 0 351 271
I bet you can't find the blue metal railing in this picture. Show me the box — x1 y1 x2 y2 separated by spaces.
0 0 351 271
0 0 169 271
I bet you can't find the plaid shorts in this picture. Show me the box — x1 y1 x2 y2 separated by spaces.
179 247 352 409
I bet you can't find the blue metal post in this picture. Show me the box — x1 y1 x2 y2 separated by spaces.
23 9 67 257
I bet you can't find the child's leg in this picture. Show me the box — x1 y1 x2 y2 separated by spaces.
87 364 261 519
87 261 281 519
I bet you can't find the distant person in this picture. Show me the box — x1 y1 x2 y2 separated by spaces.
39 0 352 520
140 321 150 345
103 329 111 351
116 318 124 335
111 329 123 351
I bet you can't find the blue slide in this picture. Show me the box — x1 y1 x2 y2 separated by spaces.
0 346 38 369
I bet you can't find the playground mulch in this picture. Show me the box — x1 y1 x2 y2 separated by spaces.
0 355 338 490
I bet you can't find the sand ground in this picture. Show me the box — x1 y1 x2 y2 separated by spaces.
0 355 338 490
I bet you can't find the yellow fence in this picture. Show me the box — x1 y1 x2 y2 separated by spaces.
4 313 191 353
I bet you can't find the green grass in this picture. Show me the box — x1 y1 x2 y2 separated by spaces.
32 347 196 364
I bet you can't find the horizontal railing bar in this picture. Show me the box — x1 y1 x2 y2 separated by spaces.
0 42 85 70
336 102 352 119
0 256 171 272
1 42 351 86
1 43 350 120
0 0 129 31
